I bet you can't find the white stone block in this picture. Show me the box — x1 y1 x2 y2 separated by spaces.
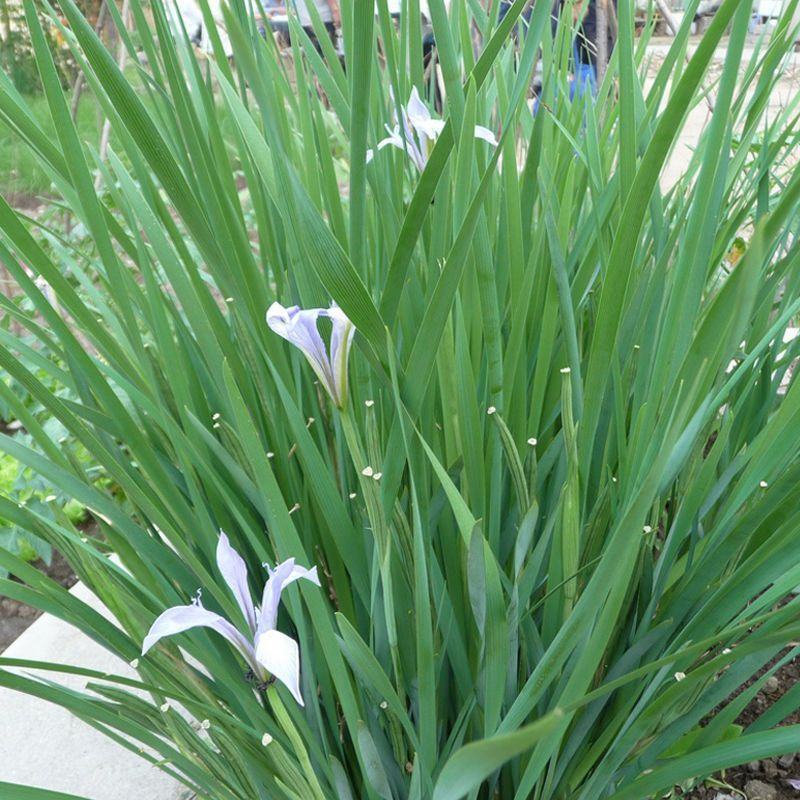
0 581 190 800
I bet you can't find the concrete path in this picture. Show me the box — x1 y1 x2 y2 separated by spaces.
650 36 800 188
0 580 190 800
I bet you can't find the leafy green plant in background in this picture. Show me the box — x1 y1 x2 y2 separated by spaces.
0 436 89 575
0 366 90 574
0 0 80 94
0 258 94 572
1 0 800 798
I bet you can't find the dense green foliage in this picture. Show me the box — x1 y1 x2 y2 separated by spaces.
2 0 800 798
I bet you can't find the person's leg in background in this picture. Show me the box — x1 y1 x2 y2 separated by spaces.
422 29 443 113
290 20 336 57
570 42 597 99
570 0 601 100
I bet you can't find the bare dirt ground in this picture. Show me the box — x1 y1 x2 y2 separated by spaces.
683 654 800 800
658 34 800 188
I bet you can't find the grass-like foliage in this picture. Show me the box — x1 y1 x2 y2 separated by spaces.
2 0 800 797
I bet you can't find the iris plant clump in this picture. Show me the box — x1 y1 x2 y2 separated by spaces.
2 0 800 799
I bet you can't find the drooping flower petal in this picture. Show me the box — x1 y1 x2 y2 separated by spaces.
266 303 336 398
371 124 427 172
255 628 304 706
142 603 259 673
367 127 405 163
216 532 257 635
282 563 321 590
257 558 320 637
326 304 356 410
474 125 499 147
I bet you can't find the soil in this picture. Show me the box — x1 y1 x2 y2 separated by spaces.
0 549 77 652
1 192 51 213
683 654 800 800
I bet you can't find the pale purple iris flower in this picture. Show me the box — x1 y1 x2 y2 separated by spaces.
266 302 355 409
142 532 319 706
367 86 498 172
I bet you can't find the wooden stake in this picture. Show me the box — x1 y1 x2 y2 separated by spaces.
596 0 608 83
95 0 130 190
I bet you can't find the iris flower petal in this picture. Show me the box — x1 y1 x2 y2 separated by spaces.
266 303 336 397
474 125 499 146
399 115 428 171
216 532 257 634
257 558 320 639
326 305 356 410
412 117 445 142
376 126 405 153
142 603 259 673
370 88 495 173
258 558 296 637
404 86 444 171
281 563 320 589
405 86 432 127
367 127 407 163
255 628 304 706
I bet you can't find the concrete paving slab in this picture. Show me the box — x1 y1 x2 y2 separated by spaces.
0 581 191 800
